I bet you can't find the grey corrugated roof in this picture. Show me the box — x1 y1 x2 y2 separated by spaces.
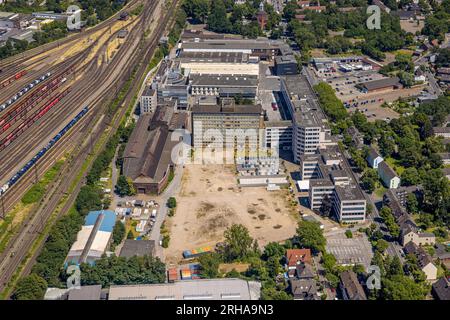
68 285 102 300
120 240 156 258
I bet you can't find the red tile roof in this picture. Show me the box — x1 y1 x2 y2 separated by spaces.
286 249 312 266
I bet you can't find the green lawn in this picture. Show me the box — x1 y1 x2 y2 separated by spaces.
384 157 405 176
21 160 65 205
374 184 387 198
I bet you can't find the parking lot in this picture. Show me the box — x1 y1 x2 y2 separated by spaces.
312 66 425 121
326 72 386 100
325 233 373 270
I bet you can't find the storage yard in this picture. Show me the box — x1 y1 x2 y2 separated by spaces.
164 164 298 264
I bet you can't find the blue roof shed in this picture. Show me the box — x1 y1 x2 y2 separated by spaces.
85 210 116 232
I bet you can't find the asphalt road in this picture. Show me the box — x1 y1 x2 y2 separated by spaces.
149 165 184 260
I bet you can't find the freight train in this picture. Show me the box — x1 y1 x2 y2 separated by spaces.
0 72 51 112
0 106 89 196
0 70 27 89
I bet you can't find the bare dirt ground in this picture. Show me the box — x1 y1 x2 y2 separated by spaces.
164 164 298 264
400 20 424 34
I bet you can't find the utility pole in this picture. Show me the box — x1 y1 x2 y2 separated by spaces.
0 195 5 220
34 163 38 184
89 131 94 155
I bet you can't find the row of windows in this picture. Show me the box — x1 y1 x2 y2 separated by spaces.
342 207 366 212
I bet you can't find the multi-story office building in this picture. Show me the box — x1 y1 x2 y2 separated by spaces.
189 74 258 100
280 75 335 163
300 147 366 223
264 120 293 151
334 186 367 223
191 100 264 150
309 179 335 211
140 86 157 114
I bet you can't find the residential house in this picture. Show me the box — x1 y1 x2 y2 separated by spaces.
432 277 450 300
404 242 438 281
288 261 316 279
285 249 312 271
439 153 450 165
414 68 426 82
290 279 318 300
377 161 400 189
434 244 450 269
366 147 383 169
434 127 450 139
339 270 367 300
400 224 436 247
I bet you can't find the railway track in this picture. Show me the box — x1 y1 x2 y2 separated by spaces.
0 4 150 185
0 3 176 296
0 0 179 296
0 0 143 70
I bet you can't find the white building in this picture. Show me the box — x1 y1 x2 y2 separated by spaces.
280 76 334 163
140 86 157 114
366 147 384 169
377 161 400 189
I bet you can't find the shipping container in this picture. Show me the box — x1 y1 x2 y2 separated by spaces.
181 269 192 280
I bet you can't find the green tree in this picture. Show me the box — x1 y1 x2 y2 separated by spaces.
112 221 126 248
223 224 254 262
295 220 326 253
422 169 450 225
401 167 421 186
381 275 427 300
207 0 232 33
75 185 103 215
375 239 389 253
263 242 286 260
361 168 379 193
261 287 292 300
266 256 282 278
12 274 48 300
321 252 337 272
79 255 166 287
380 206 400 238
406 193 419 214
378 135 396 157
246 256 269 280
167 197 177 209
198 253 222 278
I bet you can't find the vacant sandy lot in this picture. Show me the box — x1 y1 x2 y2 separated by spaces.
164 164 298 264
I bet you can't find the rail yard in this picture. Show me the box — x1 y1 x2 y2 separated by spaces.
0 0 180 296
